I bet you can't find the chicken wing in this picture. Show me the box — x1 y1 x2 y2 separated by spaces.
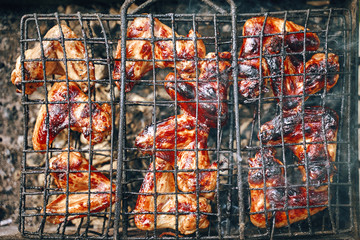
260 107 338 185
43 150 115 224
164 52 231 128
248 148 328 228
133 157 211 235
267 53 339 111
33 81 111 151
113 17 206 92
11 24 95 95
135 113 217 200
238 16 320 99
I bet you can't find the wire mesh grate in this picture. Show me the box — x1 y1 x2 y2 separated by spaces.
17 6 359 240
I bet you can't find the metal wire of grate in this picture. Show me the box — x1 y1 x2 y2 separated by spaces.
17 1 359 239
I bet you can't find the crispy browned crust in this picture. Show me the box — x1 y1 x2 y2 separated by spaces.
248 148 329 228
43 150 115 224
164 52 231 128
237 16 338 103
11 24 95 95
133 157 211 235
32 81 111 151
260 106 338 185
135 113 217 199
113 17 206 92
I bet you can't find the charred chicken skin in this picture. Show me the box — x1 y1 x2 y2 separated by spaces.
133 157 211 235
164 52 232 128
33 81 111 151
240 16 320 58
260 106 338 186
135 113 217 200
267 53 339 111
238 16 321 100
44 150 115 224
238 58 270 99
248 148 329 228
113 17 206 92
11 24 95 95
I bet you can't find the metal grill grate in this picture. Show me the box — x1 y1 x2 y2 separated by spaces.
18 1 359 239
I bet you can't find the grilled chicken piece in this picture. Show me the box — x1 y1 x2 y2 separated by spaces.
240 16 320 57
238 16 320 99
113 17 206 92
32 81 111 151
260 107 338 185
44 150 115 224
11 24 95 95
267 53 339 111
164 52 231 128
134 157 211 235
248 148 329 228
198 52 232 80
135 113 217 200
238 58 270 99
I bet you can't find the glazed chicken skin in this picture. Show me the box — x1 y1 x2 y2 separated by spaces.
164 52 232 128
267 53 339 111
113 17 206 92
248 148 329 228
197 52 232 81
238 58 270 99
135 113 217 200
133 157 211 235
33 81 111 151
11 24 95 95
260 107 338 186
240 16 320 58
43 150 115 224
238 16 320 100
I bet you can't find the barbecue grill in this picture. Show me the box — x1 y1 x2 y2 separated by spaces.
17 0 359 239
